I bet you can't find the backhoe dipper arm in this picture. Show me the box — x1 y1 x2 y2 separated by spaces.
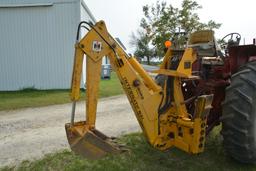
66 21 213 159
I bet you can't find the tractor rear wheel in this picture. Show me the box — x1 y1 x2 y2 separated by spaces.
221 61 256 163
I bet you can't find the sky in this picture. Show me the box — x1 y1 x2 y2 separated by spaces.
85 0 256 52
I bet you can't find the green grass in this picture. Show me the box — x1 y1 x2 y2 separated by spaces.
2 128 256 171
0 72 123 111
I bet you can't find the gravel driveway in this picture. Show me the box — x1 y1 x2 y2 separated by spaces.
0 95 140 167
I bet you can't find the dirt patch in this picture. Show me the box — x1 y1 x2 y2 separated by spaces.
0 95 140 167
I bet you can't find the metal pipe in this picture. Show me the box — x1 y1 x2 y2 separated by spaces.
71 101 76 126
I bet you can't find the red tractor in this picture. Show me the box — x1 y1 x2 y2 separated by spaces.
179 31 256 163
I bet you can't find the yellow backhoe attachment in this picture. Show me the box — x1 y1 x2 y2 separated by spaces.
65 20 213 159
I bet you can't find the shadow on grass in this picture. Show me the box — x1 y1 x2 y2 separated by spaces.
2 128 256 171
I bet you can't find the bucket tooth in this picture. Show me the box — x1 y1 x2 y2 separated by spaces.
65 121 125 159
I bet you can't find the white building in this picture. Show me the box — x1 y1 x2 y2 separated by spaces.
0 0 106 91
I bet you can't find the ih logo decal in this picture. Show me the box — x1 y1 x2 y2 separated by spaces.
92 41 102 52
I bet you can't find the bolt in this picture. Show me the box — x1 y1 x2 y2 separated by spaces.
133 79 140 87
112 43 117 49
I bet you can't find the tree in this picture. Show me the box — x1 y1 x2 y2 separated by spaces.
130 30 155 65
132 0 221 57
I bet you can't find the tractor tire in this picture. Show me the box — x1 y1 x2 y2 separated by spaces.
221 61 256 163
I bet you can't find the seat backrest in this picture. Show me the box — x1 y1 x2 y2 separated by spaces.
189 30 214 44
188 30 217 57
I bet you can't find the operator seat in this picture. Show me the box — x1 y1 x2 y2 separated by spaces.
188 30 223 57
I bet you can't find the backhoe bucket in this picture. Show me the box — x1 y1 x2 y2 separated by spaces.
65 121 124 159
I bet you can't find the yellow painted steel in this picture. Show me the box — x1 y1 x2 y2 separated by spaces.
176 48 197 75
65 20 214 159
86 57 102 128
152 48 197 79
160 48 172 69
70 44 84 101
128 57 161 92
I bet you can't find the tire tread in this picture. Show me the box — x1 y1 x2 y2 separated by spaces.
222 61 256 163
